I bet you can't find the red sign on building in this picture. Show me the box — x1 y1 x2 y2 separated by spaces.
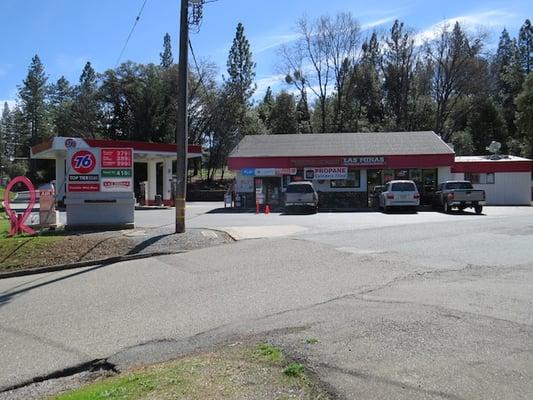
67 183 100 192
71 150 97 174
101 148 133 168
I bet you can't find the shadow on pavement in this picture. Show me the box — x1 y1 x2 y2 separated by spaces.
0 262 113 309
206 208 258 214
126 234 171 255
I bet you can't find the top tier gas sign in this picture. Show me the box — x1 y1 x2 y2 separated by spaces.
68 149 100 192
67 148 133 193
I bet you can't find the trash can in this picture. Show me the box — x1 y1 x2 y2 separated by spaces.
155 194 162 206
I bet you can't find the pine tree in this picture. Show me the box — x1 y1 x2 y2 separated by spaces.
382 20 415 130
518 19 533 74
18 55 49 145
257 86 274 130
269 91 299 134
467 96 506 154
352 32 383 127
492 30 524 138
49 76 74 135
72 62 100 137
160 33 173 69
495 29 513 73
296 92 312 133
516 73 533 156
0 102 10 175
225 22 256 106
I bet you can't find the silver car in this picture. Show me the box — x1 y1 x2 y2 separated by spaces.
379 180 420 213
284 181 318 214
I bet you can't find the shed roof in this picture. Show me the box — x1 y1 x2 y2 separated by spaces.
455 155 532 162
229 131 454 158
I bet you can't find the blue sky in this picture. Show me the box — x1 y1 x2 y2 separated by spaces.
0 0 532 107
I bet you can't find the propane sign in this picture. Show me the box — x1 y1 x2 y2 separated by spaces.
67 149 100 192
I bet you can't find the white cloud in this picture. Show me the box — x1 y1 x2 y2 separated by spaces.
361 16 398 31
414 10 517 45
253 33 300 55
254 74 286 99
55 54 92 78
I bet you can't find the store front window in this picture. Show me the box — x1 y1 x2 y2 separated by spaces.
383 169 395 183
395 169 409 180
330 170 360 188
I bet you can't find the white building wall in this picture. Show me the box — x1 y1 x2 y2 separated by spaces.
450 171 530 205
438 166 452 183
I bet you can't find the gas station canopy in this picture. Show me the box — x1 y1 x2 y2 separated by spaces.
31 137 202 161
31 137 203 206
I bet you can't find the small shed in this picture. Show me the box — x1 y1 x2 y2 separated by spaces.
452 155 532 205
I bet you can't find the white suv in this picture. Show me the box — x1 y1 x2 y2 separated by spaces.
379 180 420 213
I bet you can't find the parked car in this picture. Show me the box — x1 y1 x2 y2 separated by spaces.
284 181 318 214
379 180 420 213
433 181 485 214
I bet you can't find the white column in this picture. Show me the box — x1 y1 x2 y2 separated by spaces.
55 155 66 202
147 160 157 204
163 158 173 202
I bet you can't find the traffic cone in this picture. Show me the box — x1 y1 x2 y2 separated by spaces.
265 204 270 214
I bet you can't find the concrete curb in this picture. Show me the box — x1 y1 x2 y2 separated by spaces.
196 227 239 242
0 251 185 280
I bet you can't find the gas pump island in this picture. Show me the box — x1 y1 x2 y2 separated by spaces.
65 147 135 229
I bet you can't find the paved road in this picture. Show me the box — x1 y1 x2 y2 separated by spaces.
1 207 532 399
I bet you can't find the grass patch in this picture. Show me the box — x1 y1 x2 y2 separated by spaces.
50 343 329 400
283 362 305 377
0 213 63 271
254 343 284 363
305 338 319 345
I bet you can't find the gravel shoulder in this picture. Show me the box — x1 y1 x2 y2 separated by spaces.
0 227 233 273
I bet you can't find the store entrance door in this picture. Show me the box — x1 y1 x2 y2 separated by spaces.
367 169 383 208
260 177 282 208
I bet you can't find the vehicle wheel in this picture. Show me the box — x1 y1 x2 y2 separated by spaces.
443 202 450 213
475 205 483 214
384 206 390 214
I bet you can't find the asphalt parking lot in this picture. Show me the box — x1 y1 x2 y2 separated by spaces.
137 203 533 239
2 204 532 399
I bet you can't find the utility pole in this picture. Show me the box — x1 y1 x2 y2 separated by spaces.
175 0 204 233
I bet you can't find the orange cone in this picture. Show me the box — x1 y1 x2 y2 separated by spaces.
265 204 270 214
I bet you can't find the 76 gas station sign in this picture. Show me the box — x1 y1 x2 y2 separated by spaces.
67 148 133 193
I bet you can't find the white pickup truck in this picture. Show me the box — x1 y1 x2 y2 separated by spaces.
433 181 486 214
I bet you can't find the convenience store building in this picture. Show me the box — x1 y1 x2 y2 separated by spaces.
227 131 532 208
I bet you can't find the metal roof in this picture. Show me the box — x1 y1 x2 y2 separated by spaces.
31 137 202 160
229 131 454 158
455 155 532 162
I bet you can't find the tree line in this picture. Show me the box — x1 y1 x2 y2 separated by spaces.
1 15 532 182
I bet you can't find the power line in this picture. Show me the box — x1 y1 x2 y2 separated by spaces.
188 38 208 94
114 0 149 68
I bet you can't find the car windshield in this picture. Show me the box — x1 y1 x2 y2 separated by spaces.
446 182 474 190
391 182 416 191
286 184 314 193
